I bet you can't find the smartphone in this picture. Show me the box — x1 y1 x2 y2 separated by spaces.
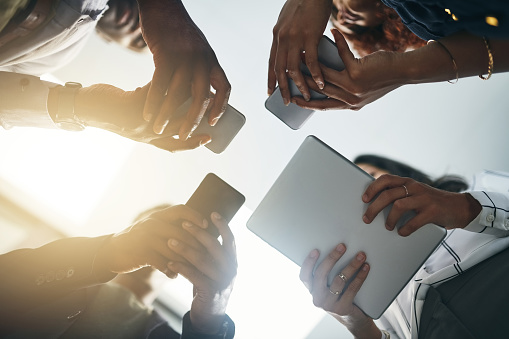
185 173 246 237
174 98 246 154
265 35 345 130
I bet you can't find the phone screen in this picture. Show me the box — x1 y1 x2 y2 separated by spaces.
186 173 245 237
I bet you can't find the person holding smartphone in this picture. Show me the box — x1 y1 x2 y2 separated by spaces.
300 155 509 339
0 205 237 338
269 0 509 111
0 0 230 150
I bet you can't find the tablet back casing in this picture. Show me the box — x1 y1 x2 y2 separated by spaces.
247 136 446 319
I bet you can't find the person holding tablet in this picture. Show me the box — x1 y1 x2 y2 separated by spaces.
300 156 509 339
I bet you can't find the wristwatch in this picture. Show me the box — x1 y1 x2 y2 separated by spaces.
54 82 85 131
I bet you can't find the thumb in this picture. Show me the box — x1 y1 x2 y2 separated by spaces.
330 28 356 69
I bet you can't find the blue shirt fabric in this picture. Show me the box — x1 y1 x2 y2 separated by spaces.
381 0 509 41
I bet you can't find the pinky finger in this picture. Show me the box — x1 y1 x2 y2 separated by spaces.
299 249 320 291
291 97 352 111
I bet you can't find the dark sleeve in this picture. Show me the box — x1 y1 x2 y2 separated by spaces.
0 235 117 317
181 311 235 339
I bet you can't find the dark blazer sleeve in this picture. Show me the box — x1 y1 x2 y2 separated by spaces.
0 235 117 322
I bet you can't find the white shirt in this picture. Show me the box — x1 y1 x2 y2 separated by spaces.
376 170 509 339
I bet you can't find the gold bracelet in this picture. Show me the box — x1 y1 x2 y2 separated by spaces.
427 39 459 84
479 37 493 80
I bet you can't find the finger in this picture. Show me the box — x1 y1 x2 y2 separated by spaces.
395 201 435 237
141 217 203 250
179 62 210 140
330 28 356 70
385 194 415 231
337 263 370 311
144 68 172 123
209 66 231 126
363 174 408 203
299 249 320 291
211 212 236 258
287 48 311 101
313 243 346 285
167 237 222 281
303 41 325 90
150 234 188 263
274 44 291 106
363 185 409 224
150 205 207 229
148 251 180 279
149 134 211 153
329 252 366 296
291 96 351 111
154 68 192 135
268 38 278 95
181 219 226 269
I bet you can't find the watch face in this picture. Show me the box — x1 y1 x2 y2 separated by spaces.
56 121 85 131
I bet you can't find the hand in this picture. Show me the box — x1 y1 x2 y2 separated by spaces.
72 83 211 153
362 174 482 236
96 205 209 277
300 244 380 338
167 212 237 335
291 28 404 111
137 0 230 137
268 0 332 104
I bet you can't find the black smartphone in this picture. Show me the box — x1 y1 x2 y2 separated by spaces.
265 35 345 130
174 98 246 154
185 173 245 237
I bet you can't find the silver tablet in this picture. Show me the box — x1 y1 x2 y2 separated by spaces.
247 136 446 319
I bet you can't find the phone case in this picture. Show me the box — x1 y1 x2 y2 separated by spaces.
186 173 245 237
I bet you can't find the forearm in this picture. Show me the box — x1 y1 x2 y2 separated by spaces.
401 32 509 84
333 314 382 339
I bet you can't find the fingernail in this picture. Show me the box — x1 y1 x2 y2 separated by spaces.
309 249 319 258
356 253 365 261
144 113 153 122
363 215 369 224
155 120 169 135
210 117 220 126
336 243 346 253
303 93 310 102
199 137 211 147
169 239 179 246
212 212 222 220
202 219 208 229
386 224 393 231
182 221 193 228
362 263 369 271
284 98 290 106
362 194 368 202
316 81 324 90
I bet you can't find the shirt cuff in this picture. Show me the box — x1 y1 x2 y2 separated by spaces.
181 311 235 339
0 72 58 129
465 191 509 232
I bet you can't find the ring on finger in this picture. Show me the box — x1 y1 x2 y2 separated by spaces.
402 184 409 198
338 273 347 282
329 289 341 295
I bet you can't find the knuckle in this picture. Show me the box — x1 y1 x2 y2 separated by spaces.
393 199 405 210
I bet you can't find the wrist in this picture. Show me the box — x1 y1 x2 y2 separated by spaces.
461 193 483 228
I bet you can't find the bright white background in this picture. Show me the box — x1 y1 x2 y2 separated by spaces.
0 0 508 338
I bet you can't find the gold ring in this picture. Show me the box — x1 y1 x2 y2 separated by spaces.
402 184 409 198
338 273 347 282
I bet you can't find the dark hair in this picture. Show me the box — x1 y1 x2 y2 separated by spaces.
331 4 426 57
354 154 469 193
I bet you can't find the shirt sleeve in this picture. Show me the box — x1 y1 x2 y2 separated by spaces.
181 311 235 339
0 235 117 317
0 71 58 129
464 191 509 235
